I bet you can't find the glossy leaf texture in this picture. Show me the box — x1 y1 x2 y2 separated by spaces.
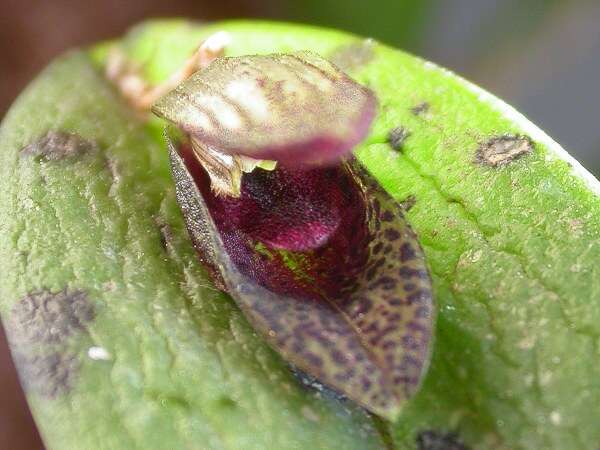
167 129 434 420
153 52 377 167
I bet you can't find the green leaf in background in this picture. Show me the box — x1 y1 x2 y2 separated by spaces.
280 0 433 50
1 19 600 450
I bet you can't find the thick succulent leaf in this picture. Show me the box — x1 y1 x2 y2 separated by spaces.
95 20 600 450
3 18 600 450
152 52 377 166
168 131 434 419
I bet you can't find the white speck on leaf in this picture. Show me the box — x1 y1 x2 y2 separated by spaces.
88 346 111 361
550 411 562 425
22 198 35 210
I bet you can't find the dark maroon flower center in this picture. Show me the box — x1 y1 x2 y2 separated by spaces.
180 144 371 300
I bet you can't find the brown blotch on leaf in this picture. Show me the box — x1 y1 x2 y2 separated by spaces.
155 217 174 252
399 194 417 212
329 39 376 72
6 289 95 398
475 134 533 167
388 126 411 151
159 224 173 250
20 130 98 161
10 289 94 345
12 351 79 398
416 430 470 450
411 102 430 116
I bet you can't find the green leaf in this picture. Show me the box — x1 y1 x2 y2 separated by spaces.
2 18 600 450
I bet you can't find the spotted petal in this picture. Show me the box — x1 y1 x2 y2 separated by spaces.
167 130 434 420
153 52 377 167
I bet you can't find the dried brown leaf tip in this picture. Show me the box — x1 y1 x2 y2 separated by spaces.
155 50 434 420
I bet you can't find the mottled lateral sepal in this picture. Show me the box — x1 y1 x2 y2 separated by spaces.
167 127 226 290
154 51 377 167
167 133 434 420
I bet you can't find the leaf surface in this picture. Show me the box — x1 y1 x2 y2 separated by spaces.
1 18 600 450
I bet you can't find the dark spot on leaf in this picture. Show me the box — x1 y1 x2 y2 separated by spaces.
10 289 94 345
159 227 169 250
155 217 174 252
329 39 376 72
218 396 237 409
416 430 470 450
12 351 79 398
6 289 94 397
399 195 417 212
388 126 411 151
20 130 98 161
411 102 430 116
475 134 534 167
